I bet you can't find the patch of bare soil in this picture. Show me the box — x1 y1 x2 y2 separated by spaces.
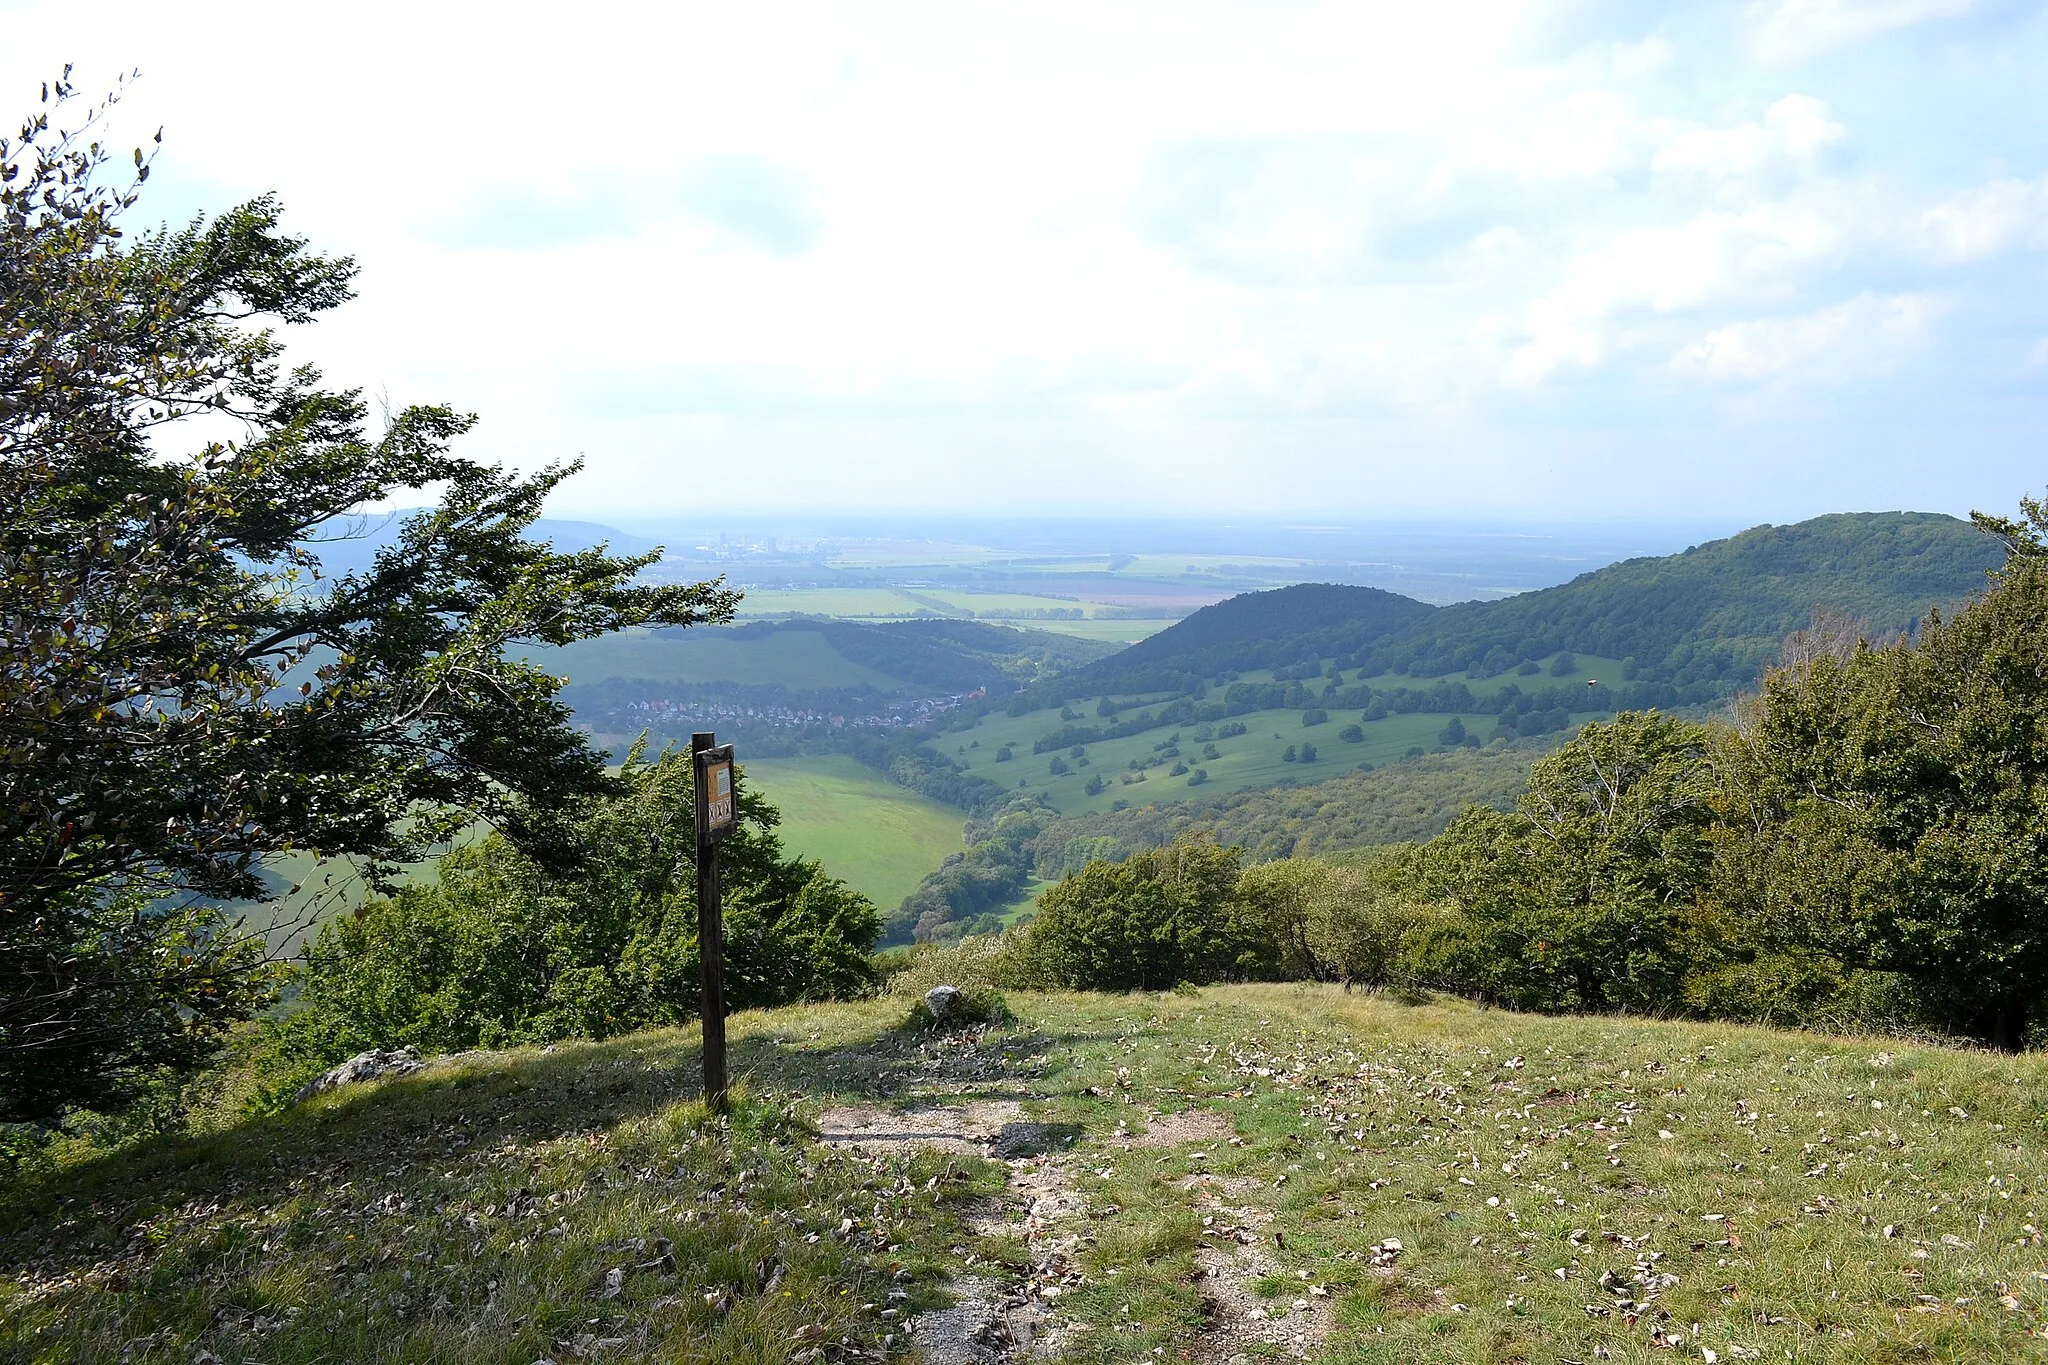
821 1101 1088 1360
1175 1186 1330 1363
909 1276 1015 1365
815 1101 1025 1157
1118 1107 1237 1149
1189 1215 1332 1362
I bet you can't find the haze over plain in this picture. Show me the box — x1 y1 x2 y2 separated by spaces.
3 0 2045 523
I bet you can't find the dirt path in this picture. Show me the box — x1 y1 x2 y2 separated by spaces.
816 1088 1330 1363
817 1099 1084 1362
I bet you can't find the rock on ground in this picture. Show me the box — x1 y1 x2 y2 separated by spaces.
291 1047 424 1103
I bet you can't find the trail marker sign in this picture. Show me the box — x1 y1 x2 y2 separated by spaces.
696 744 736 842
692 734 735 1113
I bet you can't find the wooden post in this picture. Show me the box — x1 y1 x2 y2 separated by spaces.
692 731 733 1114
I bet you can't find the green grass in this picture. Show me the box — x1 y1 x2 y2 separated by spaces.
539 627 904 690
949 704 1597 817
1227 653 1629 697
15 986 2048 1363
740 757 965 908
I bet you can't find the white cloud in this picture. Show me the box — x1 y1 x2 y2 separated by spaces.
1672 291 1940 383
1610 36 1677 78
1652 95 1846 179
1748 0 1984 62
0 0 2038 520
1505 200 1847 385
1917 176 2048 263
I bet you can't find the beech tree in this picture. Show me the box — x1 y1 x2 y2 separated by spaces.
0 74 736 1124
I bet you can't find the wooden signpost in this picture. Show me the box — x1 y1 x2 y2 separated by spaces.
692 732 736 1113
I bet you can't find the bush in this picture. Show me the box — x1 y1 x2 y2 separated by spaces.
888 933 1037 1000
281 748 881 1071
1019 838 1252 990
1302 708 1328 727
1237 859 1445 990
903 988 1011 1030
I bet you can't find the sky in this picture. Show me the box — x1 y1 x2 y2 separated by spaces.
6 0 2048 524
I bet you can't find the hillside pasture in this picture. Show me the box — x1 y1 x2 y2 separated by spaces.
1219 652 1628 696
12 985 2048 1364
946 700 1581 817
738 756 964 908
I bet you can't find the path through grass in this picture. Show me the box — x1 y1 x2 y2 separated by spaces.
8 986 2048 1362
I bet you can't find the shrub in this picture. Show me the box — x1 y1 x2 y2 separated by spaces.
1020 838 1251 990
1237 859 1445 990
283 748 880 1068
903 987 1011 1030
888 932 1037 1000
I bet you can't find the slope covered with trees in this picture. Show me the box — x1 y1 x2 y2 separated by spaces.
985 495 2048 1049
1042 511 2000 706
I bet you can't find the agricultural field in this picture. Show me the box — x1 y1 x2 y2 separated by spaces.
731 586 1185 642
739 756 965 909
18 983 2048 1364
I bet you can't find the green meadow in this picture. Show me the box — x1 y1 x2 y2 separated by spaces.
18 985 2048 1364
740 756 965 908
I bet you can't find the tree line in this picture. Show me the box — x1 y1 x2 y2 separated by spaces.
949 518 2048 1048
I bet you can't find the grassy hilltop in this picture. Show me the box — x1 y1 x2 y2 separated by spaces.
11 985 2048 1364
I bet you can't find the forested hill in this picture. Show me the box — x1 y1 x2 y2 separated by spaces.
1053 511 2003 704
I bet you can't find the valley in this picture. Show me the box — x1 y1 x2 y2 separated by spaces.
517 511 1997 943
